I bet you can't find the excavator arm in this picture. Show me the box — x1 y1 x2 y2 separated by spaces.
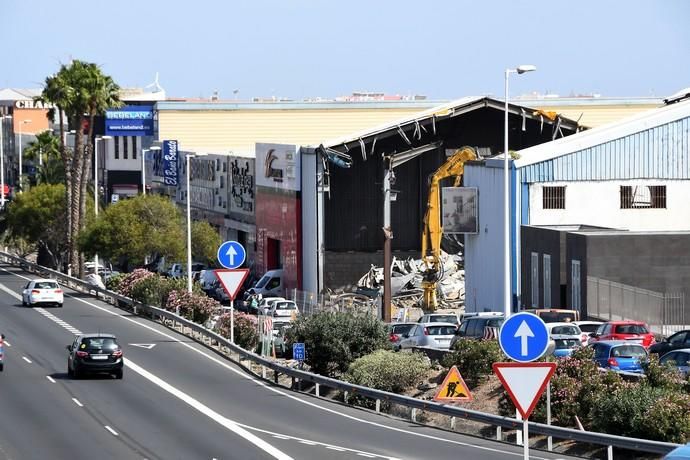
421 146 478 311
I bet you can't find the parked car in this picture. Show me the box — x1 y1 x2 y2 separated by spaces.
255 296 286 315
649 329 690 356
589 321 656 348
547 322 583 357
272 323 293 358
573 320 603 345
449 314 505 348
270 300 299 324
522 308 580 323
244 269 284 298
399 322 458 350
387 322 416 350
664 442 690 460
67 333 124 379
21 278 64 308
417 313 460 325
590 340 648 374
659 349 690 377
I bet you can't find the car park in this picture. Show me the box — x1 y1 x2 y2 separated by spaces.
417 313 460 325
547 322 583 357
449 314 505 348
387 322 416 350
67 333 124 379
589 321 656 348
649 329 690 356
573 320 603 345
590 340 648 374
398 322 458 350
659 349 690 377
21 278 63 307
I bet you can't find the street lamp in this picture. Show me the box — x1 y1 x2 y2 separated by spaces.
93 135 112 272
141 146 161 195
18 119 32 193
0 115 12 207
185 152 207 296
504 65 536 319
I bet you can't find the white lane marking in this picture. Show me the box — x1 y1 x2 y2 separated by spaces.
298 440 317 446
129 343 156 349
104 425 119 436
3 341 10 347
326 446 346 452
125 359 292 460
357 455 376 458
22 356 32 364
46 376 56 383
36 308 82 335
72 398 84 407
0 271 548 460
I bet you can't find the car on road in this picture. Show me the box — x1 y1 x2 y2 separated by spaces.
449 314 505 348
659 349 690 377
67 333 124 379
573 320 603 345
589 321 656 348
21 278 63 307
398 322 458 350
547 322 583 357
417 313 460 326
590 340 648 374
387 322 416 350
649 329 690 356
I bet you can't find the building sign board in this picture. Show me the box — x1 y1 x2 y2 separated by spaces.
162 140 179 186
105 105 154 136
230 157 255 215
442 187 478 234
255 143 300 192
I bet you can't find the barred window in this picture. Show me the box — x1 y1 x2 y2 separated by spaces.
620 185 666 209
543 186 565 209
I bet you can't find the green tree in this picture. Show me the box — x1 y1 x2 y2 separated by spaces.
191 221 222 266
5 184 67 269
78 194 185 271
23 130 64 185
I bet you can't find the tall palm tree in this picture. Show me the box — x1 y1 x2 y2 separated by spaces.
23 130 64 185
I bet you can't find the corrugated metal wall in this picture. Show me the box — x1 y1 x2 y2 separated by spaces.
521 116 690 182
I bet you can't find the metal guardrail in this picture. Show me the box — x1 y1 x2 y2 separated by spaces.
0 253 680 457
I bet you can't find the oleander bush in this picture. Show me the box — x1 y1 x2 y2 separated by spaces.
284 311 389 377
215 312 258 350
105 272 126 291
442 339 503 388
116 268 155 298
165 289 218 324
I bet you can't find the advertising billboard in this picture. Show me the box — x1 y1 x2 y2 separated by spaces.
442 187 478 234
162 140 179 186
230 156 255 216
105 105 154 136
255 143 300 192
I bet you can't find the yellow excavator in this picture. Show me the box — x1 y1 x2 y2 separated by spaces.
421 146 478 311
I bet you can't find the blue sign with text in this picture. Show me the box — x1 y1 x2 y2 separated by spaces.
162 140 179 186
217 241 246 269
105 105 154 136
293 343 305 361
498 312 549 363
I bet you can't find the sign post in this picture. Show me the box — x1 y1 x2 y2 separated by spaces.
214 268 249 344
293 343 305 369
495 312 555 460
216 240 247 344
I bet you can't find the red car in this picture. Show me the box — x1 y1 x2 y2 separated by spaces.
590 321 655 348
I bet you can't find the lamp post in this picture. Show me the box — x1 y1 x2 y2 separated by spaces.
0 115 12 207
18 119 32 193
185 152 207 297
503 65 536 320
93 136 112 273
141 146 160 195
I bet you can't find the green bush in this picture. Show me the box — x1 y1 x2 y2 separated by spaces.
442 339 502 388
117 268 155 297
644 354 690 392
284 312 389 377
105 273 126 292
165 289 218 324
344 350 430 394
215 312 258 351
128 274 166 307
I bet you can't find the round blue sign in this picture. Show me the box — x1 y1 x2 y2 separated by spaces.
498 312 550 363
217 241 246 269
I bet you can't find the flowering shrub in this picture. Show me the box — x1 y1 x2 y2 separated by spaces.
117 269 155 298
128 274 166 307
105 273 127 292
345 349 430 395
165 289 218 324
442 339 503 388
214 312 258 350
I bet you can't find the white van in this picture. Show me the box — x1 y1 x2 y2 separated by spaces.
246 269 284 298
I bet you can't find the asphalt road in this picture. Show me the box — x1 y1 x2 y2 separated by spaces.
0 264 580 460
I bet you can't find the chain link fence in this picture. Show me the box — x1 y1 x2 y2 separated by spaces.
587 276 687 336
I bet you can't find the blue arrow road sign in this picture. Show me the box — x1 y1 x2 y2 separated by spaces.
498 312 549 363
293 343 305 361
217 241 246 269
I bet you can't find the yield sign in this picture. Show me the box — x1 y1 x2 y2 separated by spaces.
214 269 250 301
493 362 556 419
433 365 472 402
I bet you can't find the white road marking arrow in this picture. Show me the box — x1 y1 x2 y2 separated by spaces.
226 245 238 266
514 320 534 356
129 343 156 349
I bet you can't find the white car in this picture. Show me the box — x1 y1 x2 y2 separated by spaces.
573 320 604 345
22 278 64 308
399 322 458 350
269 300 299 323
546 322 583 357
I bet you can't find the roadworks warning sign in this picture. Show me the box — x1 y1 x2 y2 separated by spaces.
433 365 473 402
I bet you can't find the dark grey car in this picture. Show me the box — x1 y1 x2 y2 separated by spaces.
67 333 124 379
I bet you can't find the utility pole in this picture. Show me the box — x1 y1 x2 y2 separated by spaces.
382 160 393 322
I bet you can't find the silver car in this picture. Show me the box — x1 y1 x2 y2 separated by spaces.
398 322 458 350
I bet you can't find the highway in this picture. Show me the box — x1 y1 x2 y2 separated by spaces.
0 264 579 460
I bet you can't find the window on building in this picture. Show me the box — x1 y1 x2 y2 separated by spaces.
571 260 581 311
114 138 119 159
531 252 539 308
543 186 566 209
132 140 137 160
543 254 551 308
123 136 129 159
220 176 225 188
620 185 666 209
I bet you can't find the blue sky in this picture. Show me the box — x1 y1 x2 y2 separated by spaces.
2 0 689 101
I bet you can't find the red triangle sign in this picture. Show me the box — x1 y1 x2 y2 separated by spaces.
493 362 556 419
214 269 250 301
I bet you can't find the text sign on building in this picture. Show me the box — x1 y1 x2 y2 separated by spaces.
255 143 301 192
442 187 478 234
230 157 255 216
105 105 154 136
162 140 179 186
